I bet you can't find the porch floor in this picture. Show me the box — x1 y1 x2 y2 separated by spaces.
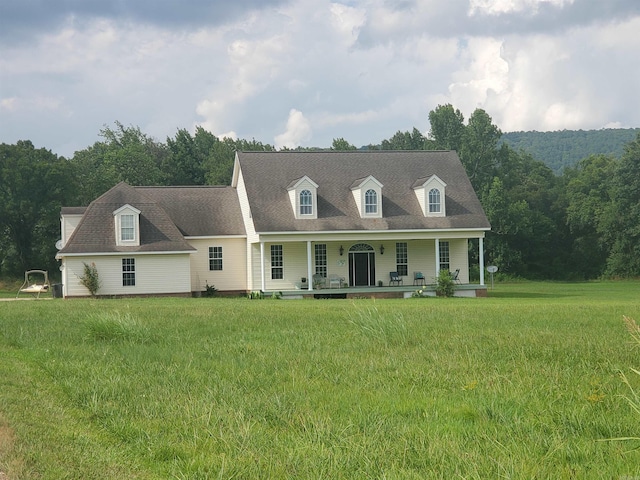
264 283 486 299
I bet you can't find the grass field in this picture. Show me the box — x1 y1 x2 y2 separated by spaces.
1 281 640 479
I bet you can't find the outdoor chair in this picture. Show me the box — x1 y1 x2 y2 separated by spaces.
312 274 326 289
451 268 462 284
413 271 426 286
389 271 403 286
328 274 344 288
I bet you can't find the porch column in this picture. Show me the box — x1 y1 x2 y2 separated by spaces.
434 238 440 279
479 237 485 286
260 241 265 292
307 241 313 291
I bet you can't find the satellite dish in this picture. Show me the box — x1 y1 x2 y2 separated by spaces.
487 265 498 273
55 239 63 250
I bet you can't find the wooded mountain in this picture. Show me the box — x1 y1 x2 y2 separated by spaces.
500 128 640 174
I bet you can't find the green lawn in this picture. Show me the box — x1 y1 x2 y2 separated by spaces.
1 282 640 479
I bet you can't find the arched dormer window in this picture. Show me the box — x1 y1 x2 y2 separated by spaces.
413 175 446 217
287 176 318 219
428 188 441 213
300 189 313 215
365 189 378 214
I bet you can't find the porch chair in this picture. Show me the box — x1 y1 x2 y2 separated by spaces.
389 271 403 286
312 273 326 289
451 268 462 284
328 274 344 289
413 271 426 286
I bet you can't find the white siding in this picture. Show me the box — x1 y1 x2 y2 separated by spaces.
188 238 247 292
62 254 191 297
60 214 83 246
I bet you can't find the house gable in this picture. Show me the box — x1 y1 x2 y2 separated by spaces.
413 174 447 217
350 175 383 219
113 204 141 247
287 176 319 219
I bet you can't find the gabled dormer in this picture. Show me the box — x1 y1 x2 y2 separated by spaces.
113 204 141 246
287 176 319 219
351 175 383 218
413 175 446 217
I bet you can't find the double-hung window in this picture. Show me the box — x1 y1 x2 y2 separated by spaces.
121 214 135 241
396 242 408 276
122 258 135 286
209 246 223 271
271 245 283 280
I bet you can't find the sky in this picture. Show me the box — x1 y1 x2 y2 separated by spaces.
1 0 639 158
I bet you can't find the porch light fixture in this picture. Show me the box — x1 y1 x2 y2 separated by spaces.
380 244 385 255
339 245 344 256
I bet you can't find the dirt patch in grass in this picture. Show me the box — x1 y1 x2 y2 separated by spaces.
0 415 23 480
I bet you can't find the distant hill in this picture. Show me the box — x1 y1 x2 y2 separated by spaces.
500 128 640 174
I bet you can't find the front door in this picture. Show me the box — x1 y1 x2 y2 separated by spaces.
348 244 376 286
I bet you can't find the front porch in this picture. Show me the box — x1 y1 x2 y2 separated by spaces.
264 283 487 299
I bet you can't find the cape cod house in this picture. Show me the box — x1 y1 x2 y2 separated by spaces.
56 150 491 298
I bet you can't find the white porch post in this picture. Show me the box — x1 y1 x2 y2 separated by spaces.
307 241 313 291
434 238 440 279
260 241 265 292
479 237 485 286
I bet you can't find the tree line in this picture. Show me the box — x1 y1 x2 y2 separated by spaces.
1 107 639 280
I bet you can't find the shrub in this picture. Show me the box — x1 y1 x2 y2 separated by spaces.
435 269 455 297
79 262 100 297
203 282 218 297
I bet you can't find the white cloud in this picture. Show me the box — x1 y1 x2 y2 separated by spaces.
274 109 312 148
468 0 575 16
0 0 638 156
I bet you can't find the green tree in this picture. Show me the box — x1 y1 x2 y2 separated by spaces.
601 133 640 276
163 128 207 185
331 138 357 151
380 128 429 150
564 154 616 278
427 104 465 151
0 141 76 276
459 109 502 196
72 122 166 202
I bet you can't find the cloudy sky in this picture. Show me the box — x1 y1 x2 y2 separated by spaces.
1 0 639 158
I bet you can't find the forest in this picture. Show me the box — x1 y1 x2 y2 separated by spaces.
1 104 639 281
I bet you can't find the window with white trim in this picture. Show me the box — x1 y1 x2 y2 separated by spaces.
365 189 378 214
209 246 223 271
428 188 441 213
122 258 136 286
439 241 450 272
271 245 283 280
300 190 313 215
121 214 135 241
315 244 327 278
396 242 408 276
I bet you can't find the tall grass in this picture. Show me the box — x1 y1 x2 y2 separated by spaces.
1 281 640 478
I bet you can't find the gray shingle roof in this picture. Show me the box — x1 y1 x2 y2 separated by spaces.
236 150 490 232
58 182 245 255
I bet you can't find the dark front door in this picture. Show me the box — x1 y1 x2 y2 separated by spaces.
349 252 376 286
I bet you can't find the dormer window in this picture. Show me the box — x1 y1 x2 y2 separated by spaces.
288 176 318 219
351 176 383 218
365 189 378 214
121 214 135 241
114 204 141 246
300 189 313 215
428 188 441 213
413 175 446 217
